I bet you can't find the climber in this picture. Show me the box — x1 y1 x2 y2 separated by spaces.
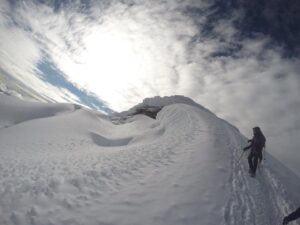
243 127 266 177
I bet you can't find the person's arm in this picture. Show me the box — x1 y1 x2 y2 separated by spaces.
283 207 300 224
243 140 253 151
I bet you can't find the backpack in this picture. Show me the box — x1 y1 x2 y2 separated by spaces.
257 134 266 150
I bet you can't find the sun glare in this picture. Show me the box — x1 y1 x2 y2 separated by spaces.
57 20 165 110
81 30 145 88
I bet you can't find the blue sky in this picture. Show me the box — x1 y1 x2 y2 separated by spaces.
0 0 300 175
37 55 114 113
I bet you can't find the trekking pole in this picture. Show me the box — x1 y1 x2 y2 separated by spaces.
236 150 245 167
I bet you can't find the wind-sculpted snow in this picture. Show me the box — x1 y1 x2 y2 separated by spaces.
0 94 78 129
0 95 299 225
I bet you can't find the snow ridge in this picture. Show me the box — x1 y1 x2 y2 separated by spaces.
0 94 299 225
112 95 213 123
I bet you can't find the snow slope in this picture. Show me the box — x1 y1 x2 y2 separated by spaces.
0 94 299 225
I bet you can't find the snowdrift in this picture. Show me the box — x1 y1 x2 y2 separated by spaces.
0 93 299 225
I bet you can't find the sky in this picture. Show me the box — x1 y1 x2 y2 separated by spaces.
0 0 300 175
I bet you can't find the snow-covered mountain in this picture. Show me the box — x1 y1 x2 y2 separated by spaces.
0 93 299 225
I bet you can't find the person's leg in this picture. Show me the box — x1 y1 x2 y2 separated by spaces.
248 153 254 173
252 154 259 175
258 151 263 163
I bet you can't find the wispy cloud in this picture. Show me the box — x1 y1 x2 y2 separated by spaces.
0 0 112 112
0 0 299 174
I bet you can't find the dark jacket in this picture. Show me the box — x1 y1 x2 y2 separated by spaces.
244 133 266 153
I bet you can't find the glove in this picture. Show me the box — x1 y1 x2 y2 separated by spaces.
243 147 247 151
283 217 288 225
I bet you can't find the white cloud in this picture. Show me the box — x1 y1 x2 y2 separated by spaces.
1 0 300 175
0 1 109 109
189 36 300 174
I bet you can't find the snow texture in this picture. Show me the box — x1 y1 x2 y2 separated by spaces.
0 93 299 225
